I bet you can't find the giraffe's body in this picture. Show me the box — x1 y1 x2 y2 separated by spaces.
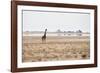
42 29 47 43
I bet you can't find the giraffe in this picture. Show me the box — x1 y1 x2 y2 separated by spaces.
42 29 47 43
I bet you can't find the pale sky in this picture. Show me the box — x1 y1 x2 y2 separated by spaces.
22 10 90 32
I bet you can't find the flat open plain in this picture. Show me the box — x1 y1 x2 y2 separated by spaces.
22 36 90 62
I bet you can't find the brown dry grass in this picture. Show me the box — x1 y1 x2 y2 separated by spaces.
22 36 90 62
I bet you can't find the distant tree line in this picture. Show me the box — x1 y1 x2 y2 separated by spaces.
56 29 82 36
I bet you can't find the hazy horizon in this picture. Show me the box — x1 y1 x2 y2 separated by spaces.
23 30 90 33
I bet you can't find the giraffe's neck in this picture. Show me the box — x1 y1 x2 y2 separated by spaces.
44 30 47 36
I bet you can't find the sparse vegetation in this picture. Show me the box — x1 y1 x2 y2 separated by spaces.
22 36 90 62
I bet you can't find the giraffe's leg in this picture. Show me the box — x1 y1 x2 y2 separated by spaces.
42 37 44 43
